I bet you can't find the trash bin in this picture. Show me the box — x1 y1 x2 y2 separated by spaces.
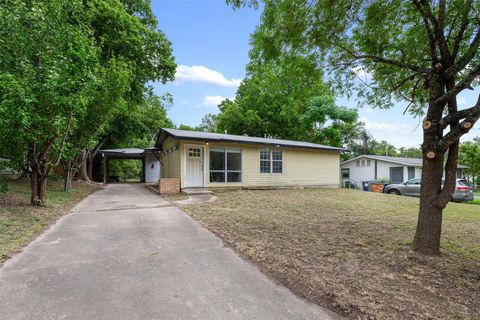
362 181 369 191
371 183 384 193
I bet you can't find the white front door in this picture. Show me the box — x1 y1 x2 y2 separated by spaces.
185 146 204 187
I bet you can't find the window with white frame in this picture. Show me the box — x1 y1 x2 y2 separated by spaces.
260 148 283 173
209 148 242 183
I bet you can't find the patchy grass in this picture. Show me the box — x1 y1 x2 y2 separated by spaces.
162 193 190 203
181 188 480 320
0 178 100 266
469 192 480 205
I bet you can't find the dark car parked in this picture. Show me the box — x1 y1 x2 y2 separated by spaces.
383 178 474 202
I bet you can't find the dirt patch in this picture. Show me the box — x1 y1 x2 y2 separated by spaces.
0 178 101 266
181 188 480 320
162 193 190 203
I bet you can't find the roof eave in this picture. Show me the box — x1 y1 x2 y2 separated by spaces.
164 135 341 152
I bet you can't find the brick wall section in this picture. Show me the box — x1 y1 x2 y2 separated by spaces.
159 178 180 194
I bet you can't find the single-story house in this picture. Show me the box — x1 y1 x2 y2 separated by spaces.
340 155 467 185
155 128 342 192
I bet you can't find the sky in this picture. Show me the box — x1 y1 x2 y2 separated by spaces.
151 0 480 149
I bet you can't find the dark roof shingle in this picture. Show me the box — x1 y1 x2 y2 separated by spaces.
342 155 468 168
157 128 343 152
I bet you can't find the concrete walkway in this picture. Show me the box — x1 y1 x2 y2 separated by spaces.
0 184 343 320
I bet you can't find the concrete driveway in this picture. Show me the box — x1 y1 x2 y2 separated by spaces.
0 184 342 320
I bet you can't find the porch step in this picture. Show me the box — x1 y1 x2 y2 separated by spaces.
182 188 213 196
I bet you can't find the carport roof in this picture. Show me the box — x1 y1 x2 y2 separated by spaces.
100 148 146 159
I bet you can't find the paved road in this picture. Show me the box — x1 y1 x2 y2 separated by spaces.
0 184 342 320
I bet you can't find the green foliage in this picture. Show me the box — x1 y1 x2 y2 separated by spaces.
177 124 197 131
0 0 100 172
0 0 176 201
459 137 480 186
231 0 480 114
229 0 480 253
103 89 173 149
0 180 8 194
197 114 218 132
86 0 176 150
215 46 361 147
300 95 359 147
397 147 423 158
108 160 142 181
218 52 330 139
344 128 423 160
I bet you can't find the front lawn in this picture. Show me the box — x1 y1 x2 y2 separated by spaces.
181 188 480 320
0 178 100 265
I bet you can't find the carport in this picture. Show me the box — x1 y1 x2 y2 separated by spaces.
99 148 161 184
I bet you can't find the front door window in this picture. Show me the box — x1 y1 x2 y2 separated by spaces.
186 146 203 187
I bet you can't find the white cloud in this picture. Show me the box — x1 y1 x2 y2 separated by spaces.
175 65 242 88
360 117 411 133
201 95 230 108
358 116 424 147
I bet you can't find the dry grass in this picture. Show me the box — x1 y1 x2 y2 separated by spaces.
181 188 480 320
0 178 100 266
162 193 190 203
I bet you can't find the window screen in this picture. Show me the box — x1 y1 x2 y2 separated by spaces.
209 148 241 182
260 148 283 174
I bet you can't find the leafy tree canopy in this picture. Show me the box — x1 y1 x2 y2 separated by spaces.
459 137 480 186
215 45 361 147
228 0 480 253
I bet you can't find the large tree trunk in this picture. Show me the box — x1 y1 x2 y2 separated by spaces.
88 150 94 180
413 77 448 254
89 138 106 180
413 75 461 254
413 157 445 254
79 150 89 181
64 168 73 191
38 174 47 204
30 169 39 206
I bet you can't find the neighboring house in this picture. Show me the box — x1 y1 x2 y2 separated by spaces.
340 155 467 184
155 128 342 191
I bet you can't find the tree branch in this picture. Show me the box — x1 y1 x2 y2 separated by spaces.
451 0 474 59
392 72 423 91
344 51 429 73
439 104 480 129
438 0 446 30
411 0 438 63
433 140 459 208
443 25 480 79
437 95 480 153
413 0 451 61
434 64 480 105
51 110 74 168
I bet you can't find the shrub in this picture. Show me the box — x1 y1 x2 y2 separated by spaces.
0 180 9 194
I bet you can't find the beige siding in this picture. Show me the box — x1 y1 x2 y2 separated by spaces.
160 137 181 178
175 140 340 188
